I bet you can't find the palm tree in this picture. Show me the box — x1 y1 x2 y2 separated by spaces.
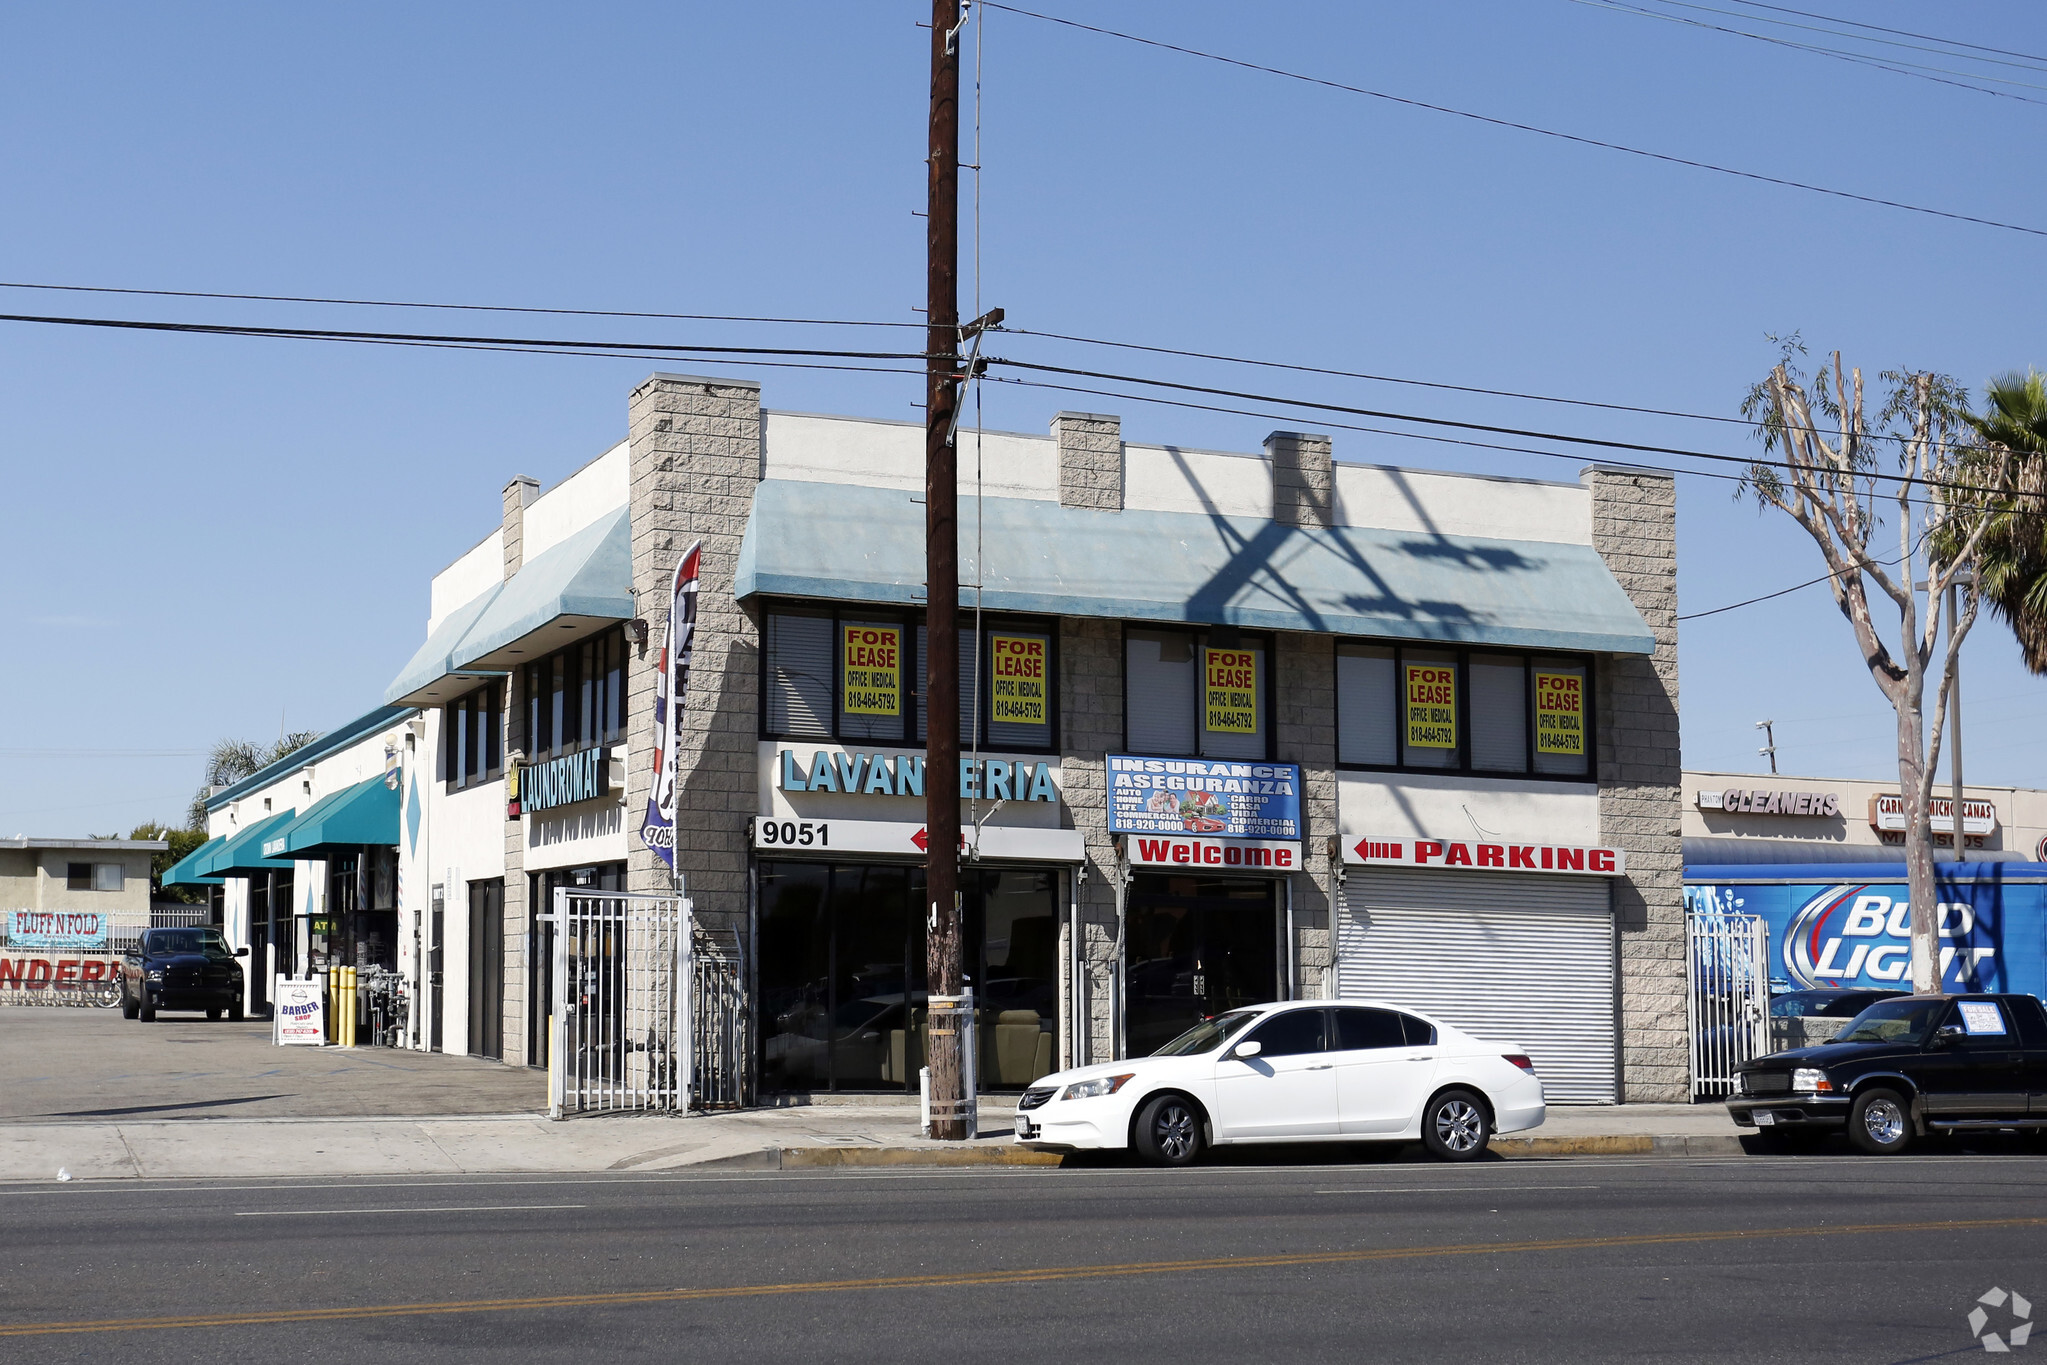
186 731 324 830
1967 370 2047 675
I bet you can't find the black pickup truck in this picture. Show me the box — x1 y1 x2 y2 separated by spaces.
119 927 247 1022
1729 993 2047 1154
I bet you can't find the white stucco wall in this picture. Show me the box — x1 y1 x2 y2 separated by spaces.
1338 771 1602 847
1335 464 1592 545
763 411 1058 500
523 441 630 562
430 531 505 635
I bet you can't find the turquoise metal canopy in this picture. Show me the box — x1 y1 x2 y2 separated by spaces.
266 775 401 858
206 810 299 877
735 479 1656 656
161 836 226 888
384 505 633 707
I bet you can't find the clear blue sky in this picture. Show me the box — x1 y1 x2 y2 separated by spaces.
2 1 2043 836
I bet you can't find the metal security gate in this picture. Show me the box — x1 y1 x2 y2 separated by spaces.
1337 869 1618 1104
549 889 688 1118
689 923 749 1110
1686 907 1769 1099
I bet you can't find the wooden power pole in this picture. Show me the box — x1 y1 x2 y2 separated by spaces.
924 0 967 1141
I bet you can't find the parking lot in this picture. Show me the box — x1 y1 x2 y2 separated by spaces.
0 1005 544 1122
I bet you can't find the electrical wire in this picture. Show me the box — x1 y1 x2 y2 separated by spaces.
981 2 2047 238
1595 0 2047 81
1726 0 2047 68
1564 0 2047 105
0 280 925 328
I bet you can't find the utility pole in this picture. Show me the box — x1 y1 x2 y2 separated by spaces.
1755 720 1777 775
924 0 967 1141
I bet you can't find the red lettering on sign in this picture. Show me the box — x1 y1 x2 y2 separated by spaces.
1445 843 1473 867
1509 845 1536 869
1415 841 1445 864
1589 849 1616 873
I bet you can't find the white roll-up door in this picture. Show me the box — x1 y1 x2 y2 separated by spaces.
1337 869 1616 1103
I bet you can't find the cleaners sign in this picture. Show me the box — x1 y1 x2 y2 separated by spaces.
1107 755 1302 840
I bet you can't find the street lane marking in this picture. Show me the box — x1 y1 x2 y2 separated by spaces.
4 1213 2045 1337
234 1204 587 1217
1314 1184 1600 1195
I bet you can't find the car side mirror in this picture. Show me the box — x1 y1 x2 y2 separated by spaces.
1933 1024 1965 1046
235 947 250 957
1231 1040 1262 1060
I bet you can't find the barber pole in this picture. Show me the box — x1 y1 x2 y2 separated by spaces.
640 541 701 870
1348 836 1625 875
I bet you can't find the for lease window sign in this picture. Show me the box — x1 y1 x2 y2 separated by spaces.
1404 663 1456 749
1203 648 1258 734
1533 671 1585 756
990 634 1048 727
841 624 902 717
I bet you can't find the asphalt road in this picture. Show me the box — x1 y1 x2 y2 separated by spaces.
4 1153 2045 1362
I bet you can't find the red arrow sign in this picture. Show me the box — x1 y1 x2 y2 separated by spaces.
911 827 929 852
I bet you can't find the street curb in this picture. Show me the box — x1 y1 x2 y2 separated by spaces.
1493 1134 1747 1158
689 1136 1746 1169
694 1145 1066 1170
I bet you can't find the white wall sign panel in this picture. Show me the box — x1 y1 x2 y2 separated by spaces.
751 816 1081 863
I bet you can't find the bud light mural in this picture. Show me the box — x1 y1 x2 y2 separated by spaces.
1684 866 2047 998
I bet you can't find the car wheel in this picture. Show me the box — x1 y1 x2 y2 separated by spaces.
121 983 138 1020
228 1001 244 1023
1131 1093 1204 1167
1422 1088 1492 1162
138 995 155 1023
1848 1087 1913 1155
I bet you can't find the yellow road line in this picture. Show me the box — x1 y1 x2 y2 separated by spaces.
4 1214 2042 1338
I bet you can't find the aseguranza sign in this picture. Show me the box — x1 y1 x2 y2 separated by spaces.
1106 755 1302 841
1347 837 1625 875
7 909 109 950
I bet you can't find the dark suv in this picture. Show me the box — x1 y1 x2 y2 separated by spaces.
120 928 247 1022
1729 993 2047 1154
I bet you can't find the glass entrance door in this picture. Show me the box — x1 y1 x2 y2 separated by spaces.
1124 874 1281 1059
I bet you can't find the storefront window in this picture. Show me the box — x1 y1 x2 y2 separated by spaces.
756 861 1061 1092
758 603 1058 753
1337 642 1594 780
1124 874 1279 1058
1123 627 1271 760
444 683 503 791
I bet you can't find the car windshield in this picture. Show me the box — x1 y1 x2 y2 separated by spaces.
145 929 229 956
1834 998 1946 1045
1151 1010 1260 1057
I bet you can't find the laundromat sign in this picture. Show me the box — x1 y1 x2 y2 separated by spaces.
776 750 1059 803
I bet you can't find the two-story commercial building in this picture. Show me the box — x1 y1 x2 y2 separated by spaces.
178 372 1687 1103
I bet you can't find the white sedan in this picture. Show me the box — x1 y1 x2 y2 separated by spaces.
1012 1000 1545 1164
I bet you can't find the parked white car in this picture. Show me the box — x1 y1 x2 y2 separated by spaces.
1013 1000 1545 1164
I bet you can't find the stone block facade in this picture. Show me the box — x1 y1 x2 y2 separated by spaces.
624 374 763 941
1275 632 1338 999
1058 615 1123 1067
1267 431 1334 529
1054 411 1123 511
1586 465 1685 1102
498 475 539 1064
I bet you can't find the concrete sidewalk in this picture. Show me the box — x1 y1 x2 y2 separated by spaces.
0 1097 1749 1182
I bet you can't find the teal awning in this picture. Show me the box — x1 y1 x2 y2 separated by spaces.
208 810 299 877
162 836 227 887
383 505 632 706
269 775 401 858
735 479 1656 656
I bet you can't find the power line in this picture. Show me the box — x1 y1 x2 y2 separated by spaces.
1615 0 2047 80
0 280 926 329
1565 0 2047 106
1726 0 2047 68
982 2 2047 239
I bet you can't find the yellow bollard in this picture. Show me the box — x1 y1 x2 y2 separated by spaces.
344 966 358 1047
327 966 339 1043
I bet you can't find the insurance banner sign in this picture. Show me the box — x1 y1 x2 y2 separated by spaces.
1106 755 1302 840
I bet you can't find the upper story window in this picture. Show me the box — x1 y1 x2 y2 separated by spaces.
445 682 504 791
760 604 1057 754
66 862 123 892
1336 642 1592 780
523 626 627 763
1123 626 1271 760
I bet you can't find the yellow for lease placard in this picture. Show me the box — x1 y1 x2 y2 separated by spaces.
1533 670 1585 755
1204 647 1258 734
1404 663 1457 749
990 634 1048 726
841 624 902 716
